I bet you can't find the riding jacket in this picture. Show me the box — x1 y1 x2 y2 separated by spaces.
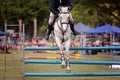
50 0 73 16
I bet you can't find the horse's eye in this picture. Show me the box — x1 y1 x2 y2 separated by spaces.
60 17 62 19
67 16 70 19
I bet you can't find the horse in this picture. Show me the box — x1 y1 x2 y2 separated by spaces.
52 6 71 73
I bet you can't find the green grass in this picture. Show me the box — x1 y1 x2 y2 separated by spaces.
0 50 120 80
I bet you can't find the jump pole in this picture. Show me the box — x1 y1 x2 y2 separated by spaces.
24 59 120 77
23 39 120 78
24 60 120 65
25 72 120 77
25 56 80 60
24 46 120 51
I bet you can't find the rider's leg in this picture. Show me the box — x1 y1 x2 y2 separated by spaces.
69 13 78 36
45 12 55 40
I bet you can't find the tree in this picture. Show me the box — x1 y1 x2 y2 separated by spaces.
0 0 50 39
72 3 97 28
74 0 120 26
1 0 119 40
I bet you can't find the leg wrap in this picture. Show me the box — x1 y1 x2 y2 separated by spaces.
61 53 65 61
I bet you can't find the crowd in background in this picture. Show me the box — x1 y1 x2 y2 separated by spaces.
0 32 120 55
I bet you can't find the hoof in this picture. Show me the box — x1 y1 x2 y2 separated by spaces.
61 65 66 69
65 69 71 73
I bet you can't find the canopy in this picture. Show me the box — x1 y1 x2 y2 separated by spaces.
74 22 92 33
85 24 120 34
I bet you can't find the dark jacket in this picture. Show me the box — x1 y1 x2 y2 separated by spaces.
50 0 73 15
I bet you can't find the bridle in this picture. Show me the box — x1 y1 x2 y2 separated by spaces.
59 12 70 24
57 11 70 30
56 11 70 42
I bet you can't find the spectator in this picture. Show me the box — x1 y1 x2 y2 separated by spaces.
96 39 100 47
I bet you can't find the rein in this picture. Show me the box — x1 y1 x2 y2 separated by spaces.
59 18 69 33
56 14 69 43
53 7 70 43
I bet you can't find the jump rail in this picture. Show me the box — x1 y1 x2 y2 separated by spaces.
25 56 80 60
24 46 120 51
24 46 120 77
25 72 120 77
24 60 120 65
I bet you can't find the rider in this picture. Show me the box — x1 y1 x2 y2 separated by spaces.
45 0 78 40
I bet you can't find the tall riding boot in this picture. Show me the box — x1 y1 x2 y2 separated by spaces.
45 25 52 40
70 23 78 36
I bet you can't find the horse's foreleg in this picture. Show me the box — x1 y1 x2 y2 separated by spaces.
55 37 66 69
61 50 66 69
65 39 71 73
60 46 66 69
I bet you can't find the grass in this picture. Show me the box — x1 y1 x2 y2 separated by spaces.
0 50 120 80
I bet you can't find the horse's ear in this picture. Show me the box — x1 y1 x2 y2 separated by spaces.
58 6 61 11
67 7 69 11
68 6 71 11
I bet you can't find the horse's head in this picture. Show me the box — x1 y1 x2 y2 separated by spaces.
58 6 70 24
